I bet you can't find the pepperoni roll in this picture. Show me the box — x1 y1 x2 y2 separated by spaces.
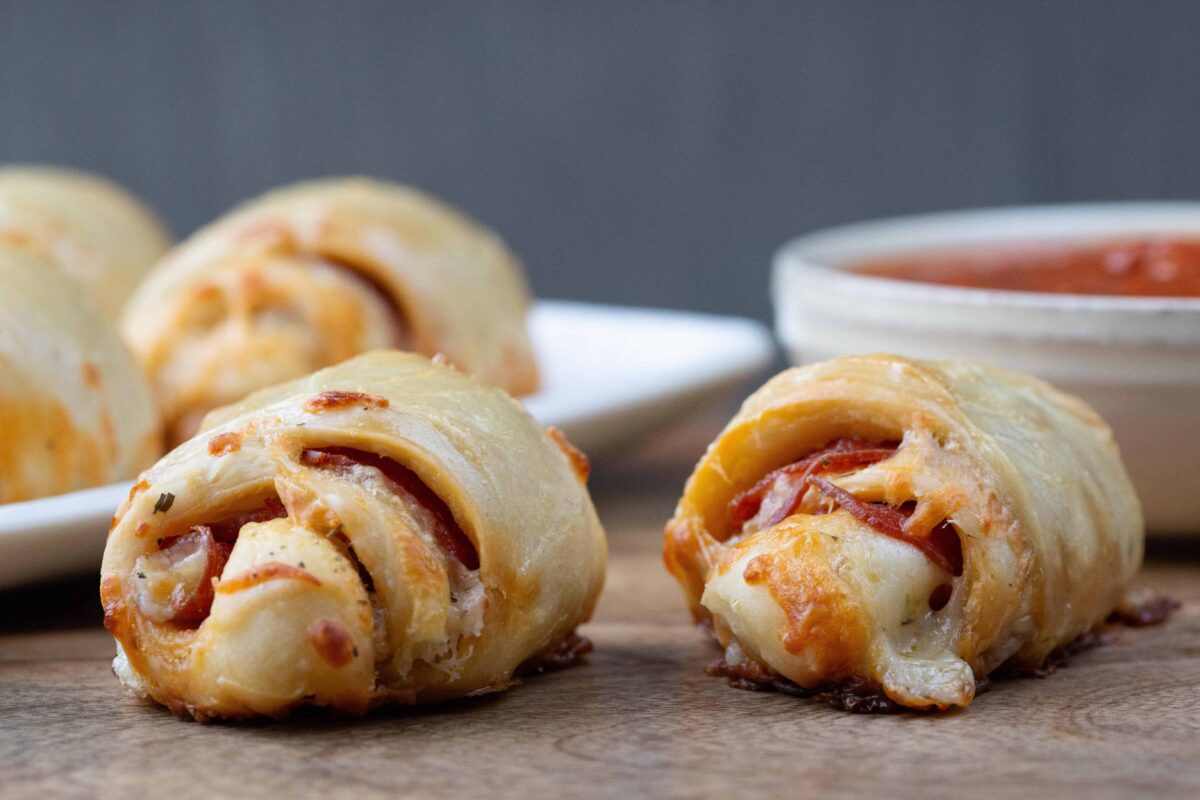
101 351 604 720
664 355 1144 710
122 177 539 446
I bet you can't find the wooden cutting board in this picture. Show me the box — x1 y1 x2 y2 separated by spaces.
2 460 1197 799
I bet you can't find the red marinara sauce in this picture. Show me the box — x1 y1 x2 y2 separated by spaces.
853 237 1200 297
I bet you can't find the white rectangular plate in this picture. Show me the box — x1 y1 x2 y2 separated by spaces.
0 301 774 590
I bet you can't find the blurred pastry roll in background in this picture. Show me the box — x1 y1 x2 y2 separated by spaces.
121 178 539 446
0 166 171 319
0 246 160 503
101 351 603 720
664 354 1145 711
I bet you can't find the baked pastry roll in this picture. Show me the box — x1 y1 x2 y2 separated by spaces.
0 166 171 319
121 178 539 446
101 350 604 720
664 354 1143 711
0 247 160 503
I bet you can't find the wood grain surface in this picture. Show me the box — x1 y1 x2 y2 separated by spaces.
2 437 1198 800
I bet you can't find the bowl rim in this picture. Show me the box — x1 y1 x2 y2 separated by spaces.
775 201 1200 313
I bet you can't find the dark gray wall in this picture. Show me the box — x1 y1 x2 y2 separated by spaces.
3 1 1199 320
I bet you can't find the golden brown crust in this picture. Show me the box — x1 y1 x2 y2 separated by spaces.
547 427 591 483
662 515 721 623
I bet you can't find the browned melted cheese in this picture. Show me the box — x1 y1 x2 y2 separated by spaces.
706 654 905 714
740 540 869 669
206 432 242 456
216 561 322 594
303 391 390 413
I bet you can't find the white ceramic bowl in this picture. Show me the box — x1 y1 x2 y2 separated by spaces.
773 203 1200 533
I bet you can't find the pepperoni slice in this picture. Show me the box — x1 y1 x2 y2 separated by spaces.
805 476 963 576
204 497 288 543
728 438 897 534
728 437 964 577
299 447 479 570
154 527 231 627
150 498 287 627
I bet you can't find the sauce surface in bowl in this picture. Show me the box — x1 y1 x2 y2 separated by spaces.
854 238 1200 297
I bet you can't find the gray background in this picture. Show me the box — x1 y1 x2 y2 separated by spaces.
2 0 1199 320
